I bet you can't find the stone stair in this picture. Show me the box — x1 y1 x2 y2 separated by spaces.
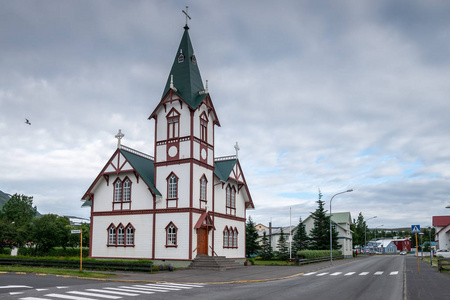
187 255 244 270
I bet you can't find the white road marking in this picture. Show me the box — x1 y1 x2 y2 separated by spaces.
359 272 369 276
9 292 24 295
45 293 97 300
374 271 384 275
303 272 317 276
85 288 139 296
330 272 342 276
36 289 49 291
133 284 181 291
104 287 155 294
159 283 204 288
0 285 32 289
316 272 329 276
19 298 48 300
56 287 69 289
67 291 122 299
390 271 399 275
146 283 194 289
344 272 355 276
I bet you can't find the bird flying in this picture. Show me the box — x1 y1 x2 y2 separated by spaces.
25 118 31 125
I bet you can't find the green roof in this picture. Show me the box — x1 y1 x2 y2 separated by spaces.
328 212 352 224
120 149 161 196
214 159 237 181
161 26 207 109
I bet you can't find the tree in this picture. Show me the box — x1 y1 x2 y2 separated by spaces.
245 216 260 257
0 194 37 248
277 227 289 260
309 189 340 250
292 217 309 254
260 231 273 260
353 212 367 247
30 214 70 256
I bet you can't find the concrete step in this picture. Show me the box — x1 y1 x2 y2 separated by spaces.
188 255 243 270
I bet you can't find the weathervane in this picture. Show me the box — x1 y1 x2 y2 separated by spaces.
182 6 191 27
115 129 124 149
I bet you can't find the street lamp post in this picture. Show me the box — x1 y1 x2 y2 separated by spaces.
374 225 384 253
428 226 432 265
330 189 353 265
364 216 377 253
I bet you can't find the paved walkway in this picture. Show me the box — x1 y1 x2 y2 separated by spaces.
103 256 367 284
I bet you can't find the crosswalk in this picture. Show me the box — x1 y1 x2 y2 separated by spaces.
303 271 400 277
16 283 204 299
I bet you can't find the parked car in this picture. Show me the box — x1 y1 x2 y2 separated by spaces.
400 251 407 255
435 249 450 258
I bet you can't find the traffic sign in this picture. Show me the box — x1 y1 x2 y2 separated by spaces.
71 230 81 234
411 225 420 233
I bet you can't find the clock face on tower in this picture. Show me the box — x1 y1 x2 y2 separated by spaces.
168 145 178 158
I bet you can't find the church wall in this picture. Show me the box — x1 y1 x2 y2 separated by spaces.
91 172 152 212
91 214 153 259
192 165 213 209
154 212 190 260
213 216 246 258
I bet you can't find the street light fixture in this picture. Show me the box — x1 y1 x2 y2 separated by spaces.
330 189 353 265
364 216 377 253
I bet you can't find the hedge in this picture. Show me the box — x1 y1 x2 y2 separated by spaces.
18 247 89 257
297 250 342 259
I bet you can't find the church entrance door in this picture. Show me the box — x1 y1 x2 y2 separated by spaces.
197 227 208 255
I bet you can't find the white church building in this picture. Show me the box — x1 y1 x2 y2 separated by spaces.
81 23 254 266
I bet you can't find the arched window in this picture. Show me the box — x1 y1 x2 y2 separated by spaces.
200 113 208 142
223 227 229 248
167 109 180 139
199 176 207 209
168 174 178 199
117 225 125 245
228 229 233 248
123 179 131 202
108 225 116 245
114 180 122 202
226 185 236 215
166 222 178 247
226 185 231 207
233 228 238 248
126 224 134 245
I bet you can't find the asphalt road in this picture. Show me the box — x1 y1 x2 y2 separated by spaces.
1 255 447 300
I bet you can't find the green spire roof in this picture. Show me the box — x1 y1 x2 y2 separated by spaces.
161 26 207 109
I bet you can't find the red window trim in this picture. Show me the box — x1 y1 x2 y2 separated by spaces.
107 222 135 247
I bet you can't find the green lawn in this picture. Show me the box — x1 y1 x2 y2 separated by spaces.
0 266 117 278
252 260 296 266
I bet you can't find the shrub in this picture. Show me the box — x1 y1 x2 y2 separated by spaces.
18 247 89 257
0 248 11 255
297 250 341 259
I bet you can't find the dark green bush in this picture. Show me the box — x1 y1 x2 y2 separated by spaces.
297 250 342 259
18 247 89 257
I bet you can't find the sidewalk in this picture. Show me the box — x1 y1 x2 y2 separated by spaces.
101 256 367 284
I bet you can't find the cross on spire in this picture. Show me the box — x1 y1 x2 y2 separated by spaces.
182 6 191 28
234 141 240 159
115 129 124 148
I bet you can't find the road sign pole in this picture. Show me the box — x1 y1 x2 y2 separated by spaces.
415 232 420 274
80 228 83 271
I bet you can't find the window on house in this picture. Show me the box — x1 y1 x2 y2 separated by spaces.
168 174 178 199
108 225 116 245
166 223 177 247
126 225 134 245
200 176 207 209
114 180 122 202
226 185 236 215
228 229 233 248
200 114 208 142
123 179 131 202
223 228 228 248
167 110 180 140
233 228 238 248
117 225 125 245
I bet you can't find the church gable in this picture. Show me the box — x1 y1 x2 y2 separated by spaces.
104 151 133 173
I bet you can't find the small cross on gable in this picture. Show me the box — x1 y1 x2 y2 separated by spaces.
115 129 124 148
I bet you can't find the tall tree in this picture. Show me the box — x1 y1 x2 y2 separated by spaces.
0 194 37 248
260 231 272 260
309 189 340 250
353 212 367 247
277 227 289 260
30 214 70 256
292 217 309 254
245 216 260 257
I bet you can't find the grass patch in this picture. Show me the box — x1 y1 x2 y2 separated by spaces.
0 266 117 279
253 260 295 266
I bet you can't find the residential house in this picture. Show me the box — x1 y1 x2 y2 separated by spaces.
432 215 450 251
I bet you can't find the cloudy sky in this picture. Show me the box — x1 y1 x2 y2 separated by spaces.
2 0 450 229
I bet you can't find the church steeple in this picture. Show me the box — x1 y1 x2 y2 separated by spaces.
161 26 207 109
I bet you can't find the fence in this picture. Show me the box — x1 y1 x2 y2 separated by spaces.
438 258 450 272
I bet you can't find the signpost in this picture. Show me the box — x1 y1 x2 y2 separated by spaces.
411 225 420 274
71 229 83 271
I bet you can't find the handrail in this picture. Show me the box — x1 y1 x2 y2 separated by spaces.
209 246 218 256
192 247 198 253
